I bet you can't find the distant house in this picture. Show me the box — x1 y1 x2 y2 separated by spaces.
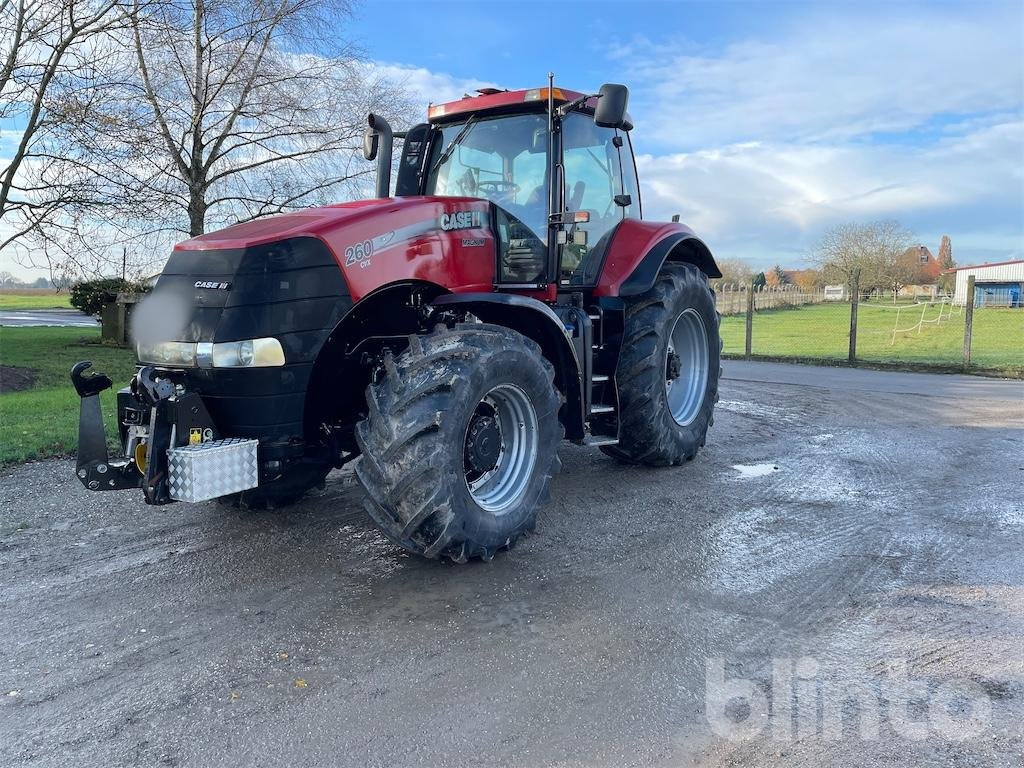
904 245 944 284
945 260 1024 307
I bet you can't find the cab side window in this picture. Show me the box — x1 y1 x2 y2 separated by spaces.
561 113 636 283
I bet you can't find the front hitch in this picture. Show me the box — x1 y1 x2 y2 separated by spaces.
71 361 143 493
71 362 233 504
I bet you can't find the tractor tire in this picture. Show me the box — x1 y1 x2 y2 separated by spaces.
218 462 330 509
355 323 563 563
602 262 721 466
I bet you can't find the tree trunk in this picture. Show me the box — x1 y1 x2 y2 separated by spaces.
188 190 206 236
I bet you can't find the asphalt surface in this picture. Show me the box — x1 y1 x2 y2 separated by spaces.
1 362 1022 767
0 309 97 327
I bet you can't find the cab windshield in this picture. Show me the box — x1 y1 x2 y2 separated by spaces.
425 113 549 241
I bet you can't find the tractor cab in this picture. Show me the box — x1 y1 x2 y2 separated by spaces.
369 84 639 290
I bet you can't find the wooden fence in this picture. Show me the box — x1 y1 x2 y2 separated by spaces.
714 284 826 316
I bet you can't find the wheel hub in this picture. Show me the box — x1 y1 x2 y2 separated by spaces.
664 308 710 426
666 348 681 381
465 413 502 474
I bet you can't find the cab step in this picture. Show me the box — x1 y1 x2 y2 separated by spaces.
589 404 615 415
583 435 619 447
592 374 609 383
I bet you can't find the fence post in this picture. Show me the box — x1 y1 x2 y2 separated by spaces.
848 269 860 363
745 281 754 359
962 275 976 369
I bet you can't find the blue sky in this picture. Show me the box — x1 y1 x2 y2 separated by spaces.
351 0 1024 270
2 0 1021 277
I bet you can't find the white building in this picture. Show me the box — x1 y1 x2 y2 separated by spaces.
947 260 1024 307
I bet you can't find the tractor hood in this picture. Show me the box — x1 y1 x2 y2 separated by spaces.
173 196 496 303
139 196 496 348
174 199 398 252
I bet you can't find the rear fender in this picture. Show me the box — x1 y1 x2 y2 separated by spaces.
594 220 721 297
431 293 585 440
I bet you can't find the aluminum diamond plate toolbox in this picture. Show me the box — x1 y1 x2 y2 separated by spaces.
167 438 259 502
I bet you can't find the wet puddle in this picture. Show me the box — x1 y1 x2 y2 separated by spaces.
731 463 779 479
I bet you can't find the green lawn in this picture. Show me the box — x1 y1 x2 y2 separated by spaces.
1 327 136 464
0 292 73 310
721 302 1023 374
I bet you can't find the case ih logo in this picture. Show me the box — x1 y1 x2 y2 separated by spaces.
194 281 230 290
439 210 483 231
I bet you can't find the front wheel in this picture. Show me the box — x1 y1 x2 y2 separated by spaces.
602 262 721 466
355 323 563 563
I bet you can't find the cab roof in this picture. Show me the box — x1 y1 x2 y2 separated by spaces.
428 87 595 123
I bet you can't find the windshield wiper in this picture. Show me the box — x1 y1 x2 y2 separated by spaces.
430 117 478 175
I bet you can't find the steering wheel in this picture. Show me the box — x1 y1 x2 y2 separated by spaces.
476 180 521 200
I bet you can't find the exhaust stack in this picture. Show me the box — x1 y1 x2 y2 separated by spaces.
363 113 394 198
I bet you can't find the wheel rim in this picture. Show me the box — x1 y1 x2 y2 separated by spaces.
464 383 539 514
665 308 710 426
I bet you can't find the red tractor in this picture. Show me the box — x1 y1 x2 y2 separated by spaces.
71 81 722 563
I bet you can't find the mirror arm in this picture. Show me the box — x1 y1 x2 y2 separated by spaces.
556 93 596 118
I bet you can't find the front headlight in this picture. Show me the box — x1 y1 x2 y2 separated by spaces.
137 338 285 368
137 341 197 367
211 338 285 368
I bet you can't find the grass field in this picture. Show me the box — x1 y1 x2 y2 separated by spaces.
721 302 1023 374
0 291 73 310
1 327 136 464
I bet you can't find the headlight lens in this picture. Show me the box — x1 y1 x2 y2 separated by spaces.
137 341 197 367
137 338 285 368
212 338 284 367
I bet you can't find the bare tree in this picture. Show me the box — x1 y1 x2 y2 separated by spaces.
0 0 127 250
11 0 410 279
712 257 755 288
812 220 914 298
108 0 407 238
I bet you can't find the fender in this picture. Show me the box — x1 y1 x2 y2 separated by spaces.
431 293 586 440
593 220 722 297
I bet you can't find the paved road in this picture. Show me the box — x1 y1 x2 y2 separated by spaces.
0 308 97 327
1 362 1022 767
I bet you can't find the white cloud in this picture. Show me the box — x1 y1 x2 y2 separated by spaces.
619 8 1023 148
366 62 499 112
636 117 1024 265
614 5 1024 268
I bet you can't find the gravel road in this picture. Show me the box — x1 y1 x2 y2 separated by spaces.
1 362 1022 767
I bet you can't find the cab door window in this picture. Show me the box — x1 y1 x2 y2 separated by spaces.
561 112 636 283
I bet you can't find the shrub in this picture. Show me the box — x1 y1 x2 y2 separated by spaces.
69 278 145 317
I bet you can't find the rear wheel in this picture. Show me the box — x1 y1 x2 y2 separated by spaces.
356 323 563 563
602 262 721 466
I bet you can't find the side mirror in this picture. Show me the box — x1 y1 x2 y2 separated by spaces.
362 127 378 161
594 83 629 129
